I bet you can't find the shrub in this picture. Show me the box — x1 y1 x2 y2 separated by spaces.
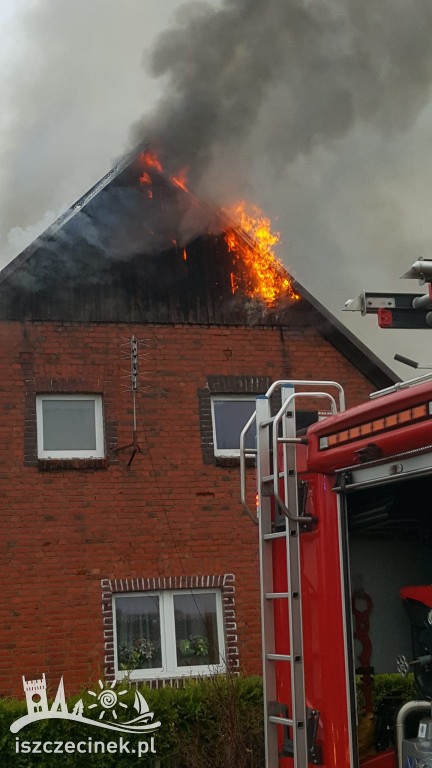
356 673 418 711
0 674 264 768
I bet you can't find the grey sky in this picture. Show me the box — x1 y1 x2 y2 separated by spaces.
2 0 432 378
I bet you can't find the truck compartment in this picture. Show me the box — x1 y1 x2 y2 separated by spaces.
347 474 432 675
345 473 432 763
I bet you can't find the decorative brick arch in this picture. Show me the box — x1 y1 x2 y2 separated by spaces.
101 573 238 685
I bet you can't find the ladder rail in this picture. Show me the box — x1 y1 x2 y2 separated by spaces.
257 390 310 768
239 411 258 525
256 395 280 766
252 380 345 768
240 379 345 527
260 386 309 768
273 391 337 522
279 384 309 768
265 378 346 412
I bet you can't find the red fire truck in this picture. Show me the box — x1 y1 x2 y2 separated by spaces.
240 259 432 768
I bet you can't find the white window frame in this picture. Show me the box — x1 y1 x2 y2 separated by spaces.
210 394 256 457
113 589 226 681
36 394 105 459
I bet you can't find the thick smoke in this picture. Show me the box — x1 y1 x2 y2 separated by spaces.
133 0 432 371
135 0 432 198
0 0 183 266
3 0 432 371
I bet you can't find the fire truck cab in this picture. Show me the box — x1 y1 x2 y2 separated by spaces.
240 374 432 768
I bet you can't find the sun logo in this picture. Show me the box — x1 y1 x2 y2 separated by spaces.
87 680 128 721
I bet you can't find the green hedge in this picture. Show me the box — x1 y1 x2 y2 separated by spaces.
0 675 264 768
356 673 418 711
0 672 419 767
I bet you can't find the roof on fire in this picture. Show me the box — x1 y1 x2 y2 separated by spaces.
0 146 398 389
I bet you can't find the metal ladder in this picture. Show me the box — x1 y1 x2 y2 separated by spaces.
240 380 345 768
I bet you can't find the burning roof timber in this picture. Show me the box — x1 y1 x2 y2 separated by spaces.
0 147 397 388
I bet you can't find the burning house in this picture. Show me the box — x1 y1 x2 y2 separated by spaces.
0 147 397 696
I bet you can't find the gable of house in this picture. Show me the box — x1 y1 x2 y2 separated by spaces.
0 150 397 696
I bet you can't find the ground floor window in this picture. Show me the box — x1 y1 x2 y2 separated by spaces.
113 589 226 680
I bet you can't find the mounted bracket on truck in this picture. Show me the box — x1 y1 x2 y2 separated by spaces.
344 258 432 329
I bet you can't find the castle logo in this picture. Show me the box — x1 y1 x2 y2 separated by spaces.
10 673 161 735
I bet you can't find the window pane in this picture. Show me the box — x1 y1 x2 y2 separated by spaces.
174 593 219 667
296 410 319 432
115 596 162 671
213 399 256 451
42 399 96 451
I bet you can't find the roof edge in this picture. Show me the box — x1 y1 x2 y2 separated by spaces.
0 142 148 286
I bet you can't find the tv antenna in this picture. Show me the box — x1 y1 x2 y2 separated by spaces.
116 335 143 467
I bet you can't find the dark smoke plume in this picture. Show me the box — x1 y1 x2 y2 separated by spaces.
0 0 183 265
3 0 432 373
134 0 432 199
130 0 432 373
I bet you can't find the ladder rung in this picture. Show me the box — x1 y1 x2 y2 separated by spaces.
277 437 306 444
262 471 284 483
267 653 292 661
260 417 275 428
263 532 286 540
265 592 290 599
269 715 294 727
261 474 274 483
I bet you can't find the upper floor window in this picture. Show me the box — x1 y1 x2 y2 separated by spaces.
36 394 104 459
211 395 256 457
113 589 226 680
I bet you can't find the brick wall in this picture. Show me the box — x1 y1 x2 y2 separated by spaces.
0 320 374 697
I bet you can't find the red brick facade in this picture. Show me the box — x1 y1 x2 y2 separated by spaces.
0 319 378 697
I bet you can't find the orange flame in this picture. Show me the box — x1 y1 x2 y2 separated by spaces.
139 149 163 173
137 150 298 307
230 272 239 295
139 149 190 192
171 167 189 192
225 202 299 306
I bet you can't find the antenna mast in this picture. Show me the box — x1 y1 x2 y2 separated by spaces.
116 335 143 467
